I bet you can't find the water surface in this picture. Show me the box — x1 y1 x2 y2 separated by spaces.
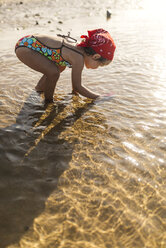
0 0 166 247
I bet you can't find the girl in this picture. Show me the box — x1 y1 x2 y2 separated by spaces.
15 28 116 102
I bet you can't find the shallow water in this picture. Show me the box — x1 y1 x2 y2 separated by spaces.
0 0 166 247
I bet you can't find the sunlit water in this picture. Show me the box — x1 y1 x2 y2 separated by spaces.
0 0 166 247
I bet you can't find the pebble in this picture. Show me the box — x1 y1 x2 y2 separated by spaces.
106 10 111 20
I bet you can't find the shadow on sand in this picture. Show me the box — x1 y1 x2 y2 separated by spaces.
0 91 94 247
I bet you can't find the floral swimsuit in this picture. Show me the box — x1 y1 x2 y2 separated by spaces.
15 35 72 69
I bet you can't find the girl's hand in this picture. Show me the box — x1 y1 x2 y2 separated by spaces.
95 91 114 102
102 91 114 97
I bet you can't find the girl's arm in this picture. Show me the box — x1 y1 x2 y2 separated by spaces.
71 62 99 99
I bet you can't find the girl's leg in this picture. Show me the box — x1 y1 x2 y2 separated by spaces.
16 47 60 101
35 75 47 92
44 73 60 101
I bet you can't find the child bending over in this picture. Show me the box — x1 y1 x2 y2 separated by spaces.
15 28 116 102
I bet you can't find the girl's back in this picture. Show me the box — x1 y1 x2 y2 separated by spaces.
34 34 63 48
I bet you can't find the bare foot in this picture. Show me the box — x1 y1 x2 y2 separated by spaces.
35 86 44 93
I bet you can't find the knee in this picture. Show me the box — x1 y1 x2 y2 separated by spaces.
47 69 60 81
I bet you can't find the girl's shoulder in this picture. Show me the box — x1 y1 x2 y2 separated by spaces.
62 41 84 66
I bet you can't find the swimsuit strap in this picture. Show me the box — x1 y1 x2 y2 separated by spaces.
62 40 84 57
57 32 83 56
62 40 84 56
57 32 84 57
57 32 77 43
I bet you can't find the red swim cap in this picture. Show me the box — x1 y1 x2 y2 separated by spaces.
77 29 116 61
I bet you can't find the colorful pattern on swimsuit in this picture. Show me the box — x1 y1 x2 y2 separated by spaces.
15 35 71 68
